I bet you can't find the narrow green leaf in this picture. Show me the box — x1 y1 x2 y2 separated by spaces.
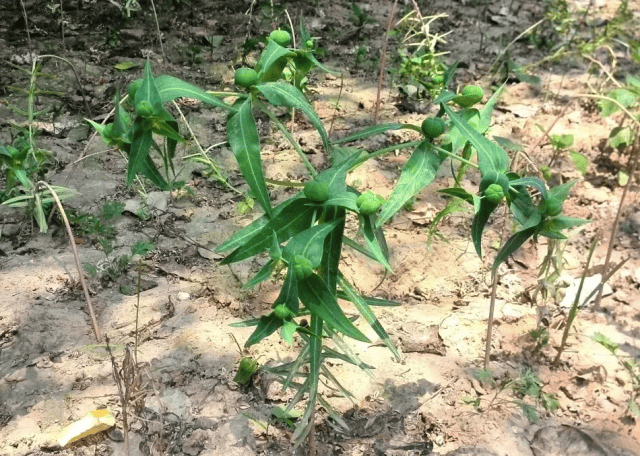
542 215 590 232
134 61 164 115
315 150 363 193
509 177 548 200
337 292 400 307
491 212 541 275
478 84 504 133
154 75 236 112
227 98 272 217
547 180 576 203
343 236 378 261
216 195 303 253
307 52 339 75
319 207 345 293
140 154 170 190
255 82 330 153
362 216 392 271
377 141 446 227
282 219 342 267
298 274 370 342
292 316 322 445
443 103 510 175
256 40 293 82
243 259 275 289
438 187 474 204
337 273 402 362
127 119 154 186
274 267 300 313
471 198 499 258
323 191 358 211
245 313 283 347
221 198 314 264
332 123 416 144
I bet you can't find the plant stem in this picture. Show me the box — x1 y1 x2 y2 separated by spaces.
258 102 317 177
484 269 498 370
594 135 639 308
35 181 102 342
350 140 422 169
554 236 598 366
374 0 398 125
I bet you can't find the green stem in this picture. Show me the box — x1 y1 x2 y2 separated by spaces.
206 91 246 98
265 178 306 187
350 141 422 169
432 145 480 169
258 101 317 177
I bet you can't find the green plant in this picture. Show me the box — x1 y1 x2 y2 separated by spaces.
464 368 559 422
1 56 82 232
390 8 449 100
89 26 586 448
593 332 640 416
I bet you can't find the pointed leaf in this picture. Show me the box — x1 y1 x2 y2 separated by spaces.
472 198 499 258
243 259 275 289
216 195 303 253
332 123 415 145
274 267 300 313
256 40 294 82
127 118 154 186
324 191 358 211
492 225 538 275
362 216 392 271
298 274 370 342
443 103 510 174
245 313 283 347
255 82 330 152
221 198 314 264
154 75 236 111
227 98 272 217
478 84 504 133
282 219 342 267
280 321 298 345
315 150 363 193
134 61 164 115
547 179 576 203
337 273 402 362
438 187 474 204
319 207 345 293
377 141 446 227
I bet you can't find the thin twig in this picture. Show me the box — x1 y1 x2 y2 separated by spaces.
35 181 101 342
149 0 166 63
374 0 398 125
594 136 639 308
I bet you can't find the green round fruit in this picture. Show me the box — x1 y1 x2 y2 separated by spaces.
421 117 445 139
304 39 314 49
463 85 484 100
292 255 313 281
357 191 382 215
274 304 293 319
303 180 329 202
127 79 142 101
545 196 563 216
484 183 505 204
234 67 259 88
135 100 155 117
269 29 291 47
480 171 510 195
454 85 484 108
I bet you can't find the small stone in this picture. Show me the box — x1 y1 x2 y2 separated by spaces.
177 292 191 301
4 368 27 383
